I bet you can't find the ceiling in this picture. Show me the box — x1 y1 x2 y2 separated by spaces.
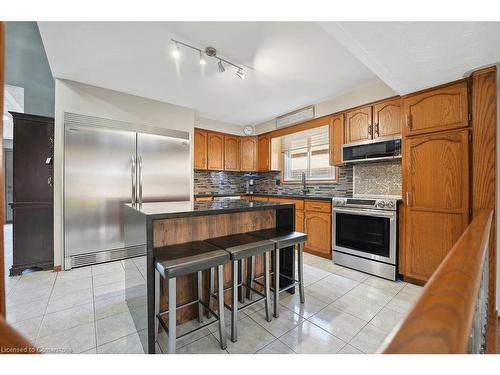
38 22 500 126
319 22 500 95
38 22 377 125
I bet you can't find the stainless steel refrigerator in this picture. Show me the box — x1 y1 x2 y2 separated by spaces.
63 113 190 269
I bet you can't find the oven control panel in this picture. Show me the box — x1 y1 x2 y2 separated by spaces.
332 197 398 211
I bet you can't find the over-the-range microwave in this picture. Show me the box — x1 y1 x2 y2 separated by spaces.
342 136 401 164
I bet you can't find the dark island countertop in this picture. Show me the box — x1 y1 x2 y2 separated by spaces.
125 199 294 220
193 193 337 202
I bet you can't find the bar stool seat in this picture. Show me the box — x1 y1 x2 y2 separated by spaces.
247 228 307 318
206 233 276 260
155 241 229 279
154 241 229 354
205 233 275 342
247 228 307 248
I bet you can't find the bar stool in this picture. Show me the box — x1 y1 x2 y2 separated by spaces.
205 233 275 342
247 228 307 318
154 241 229 354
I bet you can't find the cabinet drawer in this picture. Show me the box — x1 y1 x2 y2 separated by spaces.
194 196 213 201
267 197 304 210
252 196 269 201
305 200 331 213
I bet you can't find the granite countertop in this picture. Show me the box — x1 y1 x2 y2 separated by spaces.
125 200 294 220
194 193 335 201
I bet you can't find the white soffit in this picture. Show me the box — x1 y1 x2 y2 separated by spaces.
320 22 500 94
38 22 378 126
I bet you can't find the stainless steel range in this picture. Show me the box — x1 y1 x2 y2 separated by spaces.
332 197 399 280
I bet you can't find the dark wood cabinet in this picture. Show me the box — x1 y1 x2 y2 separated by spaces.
10 112 54 275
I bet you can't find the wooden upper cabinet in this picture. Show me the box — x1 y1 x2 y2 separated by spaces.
402 81 469 137
373 98 402 138
193 129 208 170
257 134 271 171
345 105 373 144
240 136 257 171
329 114 344 166
403 129 470 282
224 135 240 171
207 132 224 170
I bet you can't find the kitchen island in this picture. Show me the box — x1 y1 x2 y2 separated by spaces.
123 199 295 354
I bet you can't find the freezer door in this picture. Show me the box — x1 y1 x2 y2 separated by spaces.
64 124 137 256
137 132 190 202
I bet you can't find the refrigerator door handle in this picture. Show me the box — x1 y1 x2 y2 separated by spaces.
131 155 136 204
138 156 143 205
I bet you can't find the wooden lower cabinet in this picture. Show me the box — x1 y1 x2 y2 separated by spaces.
304 210 331 258
295 210 304 233
401 128 470 282
194 196 213 201
252 196 269 202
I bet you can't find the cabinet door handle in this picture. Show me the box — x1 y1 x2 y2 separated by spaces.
405 114 412 129
368 124 372 137
375 122 379 136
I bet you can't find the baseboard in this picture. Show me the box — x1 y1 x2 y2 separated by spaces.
402 275 427 287
9 261 54 276
303 247 331 260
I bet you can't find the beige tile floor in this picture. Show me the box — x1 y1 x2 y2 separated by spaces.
3 225 423 354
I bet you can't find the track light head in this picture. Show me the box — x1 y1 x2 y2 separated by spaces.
236 69 245 80
218 60 225 73
172 43 180 59
199 51 207 65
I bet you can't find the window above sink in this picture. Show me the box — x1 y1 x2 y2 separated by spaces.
281 125 337 183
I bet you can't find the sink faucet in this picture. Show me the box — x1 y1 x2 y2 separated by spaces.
301 172 310 194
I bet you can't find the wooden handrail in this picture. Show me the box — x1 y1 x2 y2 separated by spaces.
380 209 494 353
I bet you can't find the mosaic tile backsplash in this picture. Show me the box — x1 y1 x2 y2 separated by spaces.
194 165 354 198
353 160 402 197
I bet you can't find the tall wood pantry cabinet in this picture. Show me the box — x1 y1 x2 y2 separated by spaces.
400 81 470 282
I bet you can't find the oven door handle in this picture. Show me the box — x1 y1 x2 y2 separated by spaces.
332 207 396 218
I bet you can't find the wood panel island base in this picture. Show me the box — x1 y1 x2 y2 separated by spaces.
123 200 296 354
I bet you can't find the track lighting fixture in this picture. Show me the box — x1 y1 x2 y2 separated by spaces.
236 68 245 80
199 51 206 65
172 42 180 59
171 39 247 80
218 59 225 73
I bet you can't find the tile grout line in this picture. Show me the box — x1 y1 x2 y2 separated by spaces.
91 264 98 353
34 271 58 346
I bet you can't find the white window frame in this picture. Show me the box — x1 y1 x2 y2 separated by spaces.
283 133 336 183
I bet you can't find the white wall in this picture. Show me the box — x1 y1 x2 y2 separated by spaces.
255 80 397 134
195 116 244 135
53 79 195 268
